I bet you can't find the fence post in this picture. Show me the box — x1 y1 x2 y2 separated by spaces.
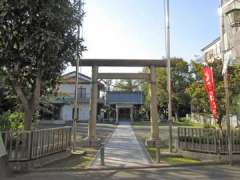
176 127 180 152
191 128 194 150
217 129 222 160
214 129 217 154
61 128 64 150
184 128 187 149
100 143 105 166
70 128 72 148
231 129 233 155
15 132 20 160
28 131 33 160
156 140 160 163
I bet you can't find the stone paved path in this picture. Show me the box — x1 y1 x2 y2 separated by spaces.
91 121 150 167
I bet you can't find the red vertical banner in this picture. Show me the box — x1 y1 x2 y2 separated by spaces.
202 67 217 120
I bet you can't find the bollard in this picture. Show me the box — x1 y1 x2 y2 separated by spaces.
100 143 105 166
156 141 160 164
175 139 179 153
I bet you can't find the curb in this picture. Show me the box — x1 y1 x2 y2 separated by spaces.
30 161 229 173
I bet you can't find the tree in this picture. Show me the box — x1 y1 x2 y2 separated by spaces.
0 0 84 129
171 59 193 119
186 62 210 114
0 69 17 114
186 59 240 124
0 68 28 131
143 58 193 120
113 80 141 91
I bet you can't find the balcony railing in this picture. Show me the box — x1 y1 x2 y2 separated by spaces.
54 96 90 104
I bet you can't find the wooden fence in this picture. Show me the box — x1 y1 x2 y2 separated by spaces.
1 126 72 162
178 127 240 154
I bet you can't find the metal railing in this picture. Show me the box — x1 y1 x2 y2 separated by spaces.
1 126 72 162
55 96 90 104
178 127 240 154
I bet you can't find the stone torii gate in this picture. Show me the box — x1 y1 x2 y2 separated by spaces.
79 59 168 146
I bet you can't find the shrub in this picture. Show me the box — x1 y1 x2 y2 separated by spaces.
203 123 215 129
0 111 24 131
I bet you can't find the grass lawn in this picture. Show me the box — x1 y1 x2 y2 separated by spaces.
132 120 203 128
173 120 203 128
133 124 178 148
132 121 170 127
146 147 200 165
132 120 202 165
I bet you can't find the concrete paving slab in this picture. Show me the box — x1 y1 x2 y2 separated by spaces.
91 121 150 167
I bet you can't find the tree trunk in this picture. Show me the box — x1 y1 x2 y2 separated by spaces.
32 75 41 121
24 108 33 130
9 73 41 130
24 76 41 130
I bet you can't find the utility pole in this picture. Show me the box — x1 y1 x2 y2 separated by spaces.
219 0 232 164
165 0 173 153
73 0 82 150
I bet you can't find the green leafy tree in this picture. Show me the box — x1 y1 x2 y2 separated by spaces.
0 0 84 129
113 80 141 91
170 59 193 119
143 58 193 120
186 59 240 124
186 62 210 114
0 69 17 114
0 111 24 131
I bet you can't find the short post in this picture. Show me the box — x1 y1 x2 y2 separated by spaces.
176 127 180 152
156 140 160 164
100 143 105 166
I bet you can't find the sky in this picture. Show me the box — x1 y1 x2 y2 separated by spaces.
66 0 220 76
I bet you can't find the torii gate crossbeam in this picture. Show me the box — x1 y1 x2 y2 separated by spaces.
76 59 167 146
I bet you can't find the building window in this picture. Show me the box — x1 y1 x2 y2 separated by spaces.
78 87 86 98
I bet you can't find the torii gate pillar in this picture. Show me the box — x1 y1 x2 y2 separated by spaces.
87 66 98 146
146 65 160 146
